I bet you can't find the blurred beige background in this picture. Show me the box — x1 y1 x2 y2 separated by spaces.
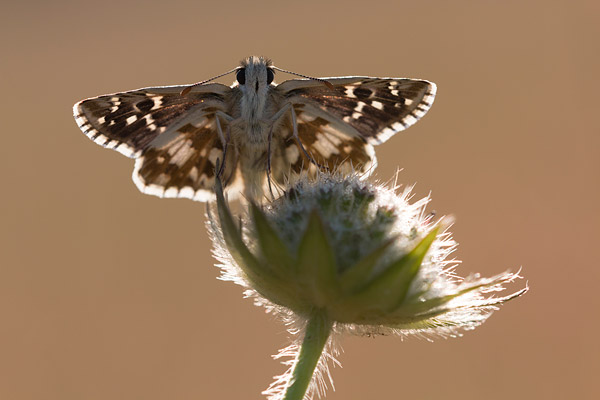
1 0 598 399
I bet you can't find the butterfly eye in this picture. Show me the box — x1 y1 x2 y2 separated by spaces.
236 68 246 85
267 68 274 84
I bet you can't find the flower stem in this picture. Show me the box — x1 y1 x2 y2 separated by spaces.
283 310 333 400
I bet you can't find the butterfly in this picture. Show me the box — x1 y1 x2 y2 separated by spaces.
73 56 436 201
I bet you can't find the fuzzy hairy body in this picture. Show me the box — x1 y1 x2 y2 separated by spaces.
226 76 289 199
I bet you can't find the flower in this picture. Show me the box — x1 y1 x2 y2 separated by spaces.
207 172 527 400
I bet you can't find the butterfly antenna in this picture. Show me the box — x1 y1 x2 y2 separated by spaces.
180 67 239 96
272 66 335 90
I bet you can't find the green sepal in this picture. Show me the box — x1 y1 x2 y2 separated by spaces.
214 176 282 298
377 275 528 328
383 314 464 330
250 201 295 274
339 237 397 294
393 280 528 320
351 228 439 312
296 210 340 307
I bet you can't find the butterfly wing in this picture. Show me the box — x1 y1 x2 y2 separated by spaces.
278 77 436 145
269 113 377 181
74 84 239 200
273 77 435 177
132 115 240 201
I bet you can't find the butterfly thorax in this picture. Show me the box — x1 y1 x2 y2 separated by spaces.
237 91 269 143
233 88 285 197
232 58 280 147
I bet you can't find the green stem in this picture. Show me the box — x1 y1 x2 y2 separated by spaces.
283 310 333 400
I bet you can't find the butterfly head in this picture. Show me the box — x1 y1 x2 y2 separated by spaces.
237 56 275 94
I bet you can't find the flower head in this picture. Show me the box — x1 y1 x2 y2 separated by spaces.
209 172 526 334
207 171 527 399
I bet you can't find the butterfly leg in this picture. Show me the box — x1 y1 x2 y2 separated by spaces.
215 111 236 178
268 103 327 176
264 104 297 199
288 105 327 171
264 105 296 199
266 124 276 199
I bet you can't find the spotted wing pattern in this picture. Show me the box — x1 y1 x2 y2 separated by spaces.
275 113 376 181
132 118 239 201
273 77 435 179
74 84 236 200
75 73 435 202
280 77 435 143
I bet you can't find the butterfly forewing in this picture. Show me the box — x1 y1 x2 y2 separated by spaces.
73 84 231 157
278 77 436 145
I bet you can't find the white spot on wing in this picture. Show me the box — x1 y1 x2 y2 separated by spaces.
126 115 137 125
402 115 418 126
422 84 437 105
151 96 163 110
325 132 342 146
371 101 383 110
312 133 340 158
179 186 195 198
193 188 214 202
143 184 166 197
164 187 179 198
75 116 87 127
114 143 138 158
350 101 367 120
391 122 404 131
167 138 187 156
377 127 394 143
170 139 194 166
412 109 426 118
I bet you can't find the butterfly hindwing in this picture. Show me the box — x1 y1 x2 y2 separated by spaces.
133 116 240 201
276 111 376 179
